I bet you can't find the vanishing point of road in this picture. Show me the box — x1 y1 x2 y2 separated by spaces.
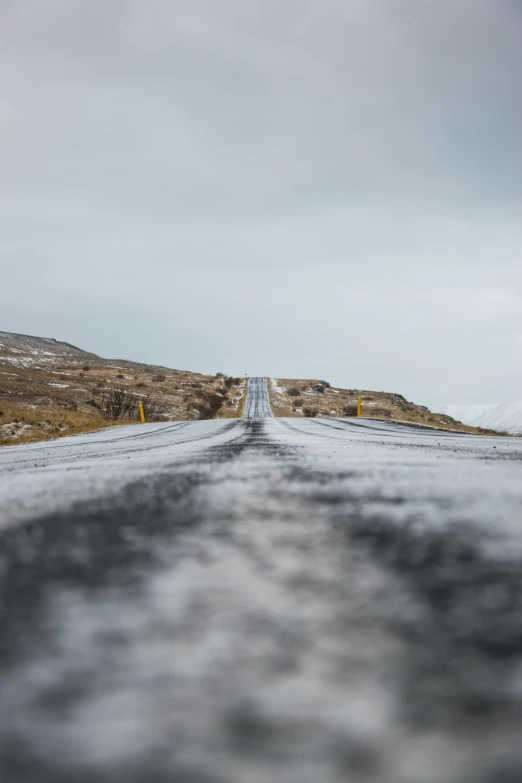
1 378 522 783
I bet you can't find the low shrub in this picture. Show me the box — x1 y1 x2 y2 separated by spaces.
142 396 171 421
342 404 358 417
98 387 170 422
152 374 166 383
195 392 225 419
0 401 109 446
302 407 318 418
99 387 137 420
287 386 301 397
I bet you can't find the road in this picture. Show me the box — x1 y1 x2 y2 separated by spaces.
1 378 522 783
243 376 273 418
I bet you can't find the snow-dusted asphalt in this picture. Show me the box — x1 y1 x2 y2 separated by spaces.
1 379 522 783
243 376 273 418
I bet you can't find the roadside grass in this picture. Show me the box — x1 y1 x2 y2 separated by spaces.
0 403 123 447
0 374 250 445
266 380 301 417
0 363 242 437
0 334 260 436
218 379 249 418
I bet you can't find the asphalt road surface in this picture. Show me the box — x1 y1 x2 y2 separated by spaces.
1 378 522 783
243 376 273 418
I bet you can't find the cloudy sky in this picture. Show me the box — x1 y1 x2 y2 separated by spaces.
1 0 521 407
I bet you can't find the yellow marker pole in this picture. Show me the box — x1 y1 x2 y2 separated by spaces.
138 400 146 423
357 397 362 417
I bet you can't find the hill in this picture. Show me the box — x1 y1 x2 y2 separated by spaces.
267 378 499 434
0 330 499 446
0 331 247 445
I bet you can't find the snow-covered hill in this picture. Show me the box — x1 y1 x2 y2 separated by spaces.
440 403 522 435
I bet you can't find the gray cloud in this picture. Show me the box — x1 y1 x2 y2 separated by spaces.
1 0 521 406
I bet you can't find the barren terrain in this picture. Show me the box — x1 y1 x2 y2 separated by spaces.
267 378 499 434
0 332 247 445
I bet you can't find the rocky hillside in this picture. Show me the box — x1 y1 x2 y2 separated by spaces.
0 331 247 445
267 378 499 434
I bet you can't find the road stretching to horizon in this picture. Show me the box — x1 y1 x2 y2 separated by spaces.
1 378 522 783
242 376 273 418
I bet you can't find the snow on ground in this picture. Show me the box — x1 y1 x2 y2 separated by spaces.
0 421 242 529
1 423 33 438
441 403 522 434
474 401 522 434
2 379 522 782
269 378 285 394
1 415 522 783
1 355 59 366
440 405 497 423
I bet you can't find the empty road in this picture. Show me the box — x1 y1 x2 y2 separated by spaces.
1 378 522 783
243 376 273 418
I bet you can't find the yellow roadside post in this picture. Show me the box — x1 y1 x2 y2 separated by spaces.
357 397 362 417
138 400 146 423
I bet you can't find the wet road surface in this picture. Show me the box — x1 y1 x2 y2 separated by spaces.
243 377 273 418
1 379 522 782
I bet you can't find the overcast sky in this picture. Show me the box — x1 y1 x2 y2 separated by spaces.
1 0 521 407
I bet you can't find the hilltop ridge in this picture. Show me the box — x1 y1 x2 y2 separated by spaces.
0 330 184 373
0 331 247 444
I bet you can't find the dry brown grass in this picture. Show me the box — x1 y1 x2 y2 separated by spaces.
0 361 244 440
266 380 301 417
0 402 113 446
216 379 248 418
